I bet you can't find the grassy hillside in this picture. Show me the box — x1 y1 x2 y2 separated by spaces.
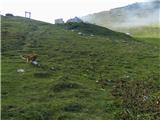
1 16 160 120
114 24 160 45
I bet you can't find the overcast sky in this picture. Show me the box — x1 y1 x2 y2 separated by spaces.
1 0 148 23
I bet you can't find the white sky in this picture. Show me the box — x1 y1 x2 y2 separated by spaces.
1 0 147 23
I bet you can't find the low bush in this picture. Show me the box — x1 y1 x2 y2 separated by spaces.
63 103 83 112
5 13 14 17
51 82 81 92
33 71 51 78
21 104 53 120
58 115 75 120
112 80 160 119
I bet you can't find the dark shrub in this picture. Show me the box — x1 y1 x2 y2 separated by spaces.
5 13 14 17
52 82 81 92
112 80 159 119
34 71 51 78
114 110 133 120
21 104 53 120
63 103 82 112
2 105 24 119
75 90 91 98
58 115 75 120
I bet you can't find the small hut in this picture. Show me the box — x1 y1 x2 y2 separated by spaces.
55 18 64 24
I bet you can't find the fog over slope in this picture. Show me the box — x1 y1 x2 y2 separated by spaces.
82 0 160 28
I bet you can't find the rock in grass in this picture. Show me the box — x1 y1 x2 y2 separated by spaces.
17 69 25 73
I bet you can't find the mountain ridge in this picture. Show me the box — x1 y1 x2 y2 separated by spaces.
82 0 160 28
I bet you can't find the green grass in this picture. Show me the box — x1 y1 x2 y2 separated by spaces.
1 16 160 120
114 24 160 46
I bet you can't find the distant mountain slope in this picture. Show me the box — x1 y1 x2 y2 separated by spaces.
82 0 160 28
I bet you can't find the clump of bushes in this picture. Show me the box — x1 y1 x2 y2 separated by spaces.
63 103 83 112
74 90 91 98
34 71 51 78
51 82 81 92
58 114 78 120
21 104 53 120
1 105 23 119
2 104 54 120
58 115 74 120
112 80 160 119
114 110 157 120
114 110 133 120
5 13 14 17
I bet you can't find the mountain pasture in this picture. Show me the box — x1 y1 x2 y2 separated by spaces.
1 16 160 120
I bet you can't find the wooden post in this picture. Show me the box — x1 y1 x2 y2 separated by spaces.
25 11 31 19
